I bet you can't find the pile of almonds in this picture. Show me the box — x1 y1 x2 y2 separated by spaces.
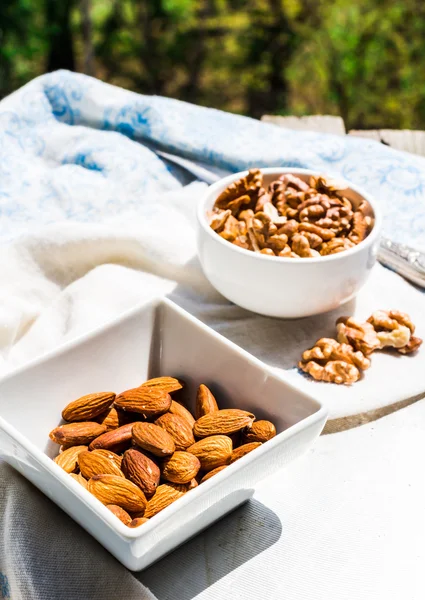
208 169 373 257
299 309 422 385
49 378 276 528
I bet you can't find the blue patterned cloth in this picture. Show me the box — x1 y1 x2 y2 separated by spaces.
1 69 425 245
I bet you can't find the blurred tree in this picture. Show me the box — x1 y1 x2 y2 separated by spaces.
46 0 75 72
1 0 425 129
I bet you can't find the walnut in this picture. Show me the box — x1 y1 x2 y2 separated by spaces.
279 173 310 192
321 237 355 255
219 214 240 242
375 326 411 350
262 201 287 225
298 222 336 241
260 248 275 256
209 170 374 258
299 360 360 385
336 317 380 355
268 233 288 251
214 169 262 209
277 219 299 238
367 310 422 353
398 336 423 354
227 194 252 215
291 233 314 258
348 211 369 243
255 189 271 212
299 337 370 385
310 175 347 196
302 231 323 248
299 204 326 221
301 338 370 370
208 209 231 232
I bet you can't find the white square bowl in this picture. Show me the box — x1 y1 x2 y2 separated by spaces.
0 298 327 571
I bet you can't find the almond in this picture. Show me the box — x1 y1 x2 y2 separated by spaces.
54 445 87 473
140 376 183 394
230 442 262 463
69 472 88 489
114 387 171 418
200 465 227 483
62 392 115 422
187 478 198 490
195 384 218 419
155 413 195 450
78 450 124 479
92 449 123 469
122 449 160 497
106 504 132 525
96 407 124 430
243 420 276 443
193 409 255 438
132 422 175 457
49 422 107 446
89 422 134 451
88 474 147 513
129 517 149 528
144 483 186 518
187 435 232 471
162 451 201 484
169 400 195 427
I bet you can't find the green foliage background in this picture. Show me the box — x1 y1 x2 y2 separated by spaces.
1 0 425 129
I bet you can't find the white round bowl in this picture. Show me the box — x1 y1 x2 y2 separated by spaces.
197 168 382 318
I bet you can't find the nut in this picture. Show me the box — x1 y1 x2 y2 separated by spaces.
200 465 227 483
106 504 132 526
209 170 373 258
299 359 360 385
367 310 416 350
121 449 160 497
92 449 123 469
89 422 134 452
54 445 87 473
301 338 371 371
193 409 255 438
49 422 107 446
230 442 262 463
69 473 88 489
214 169 262 210
140 376 183 394
114 387 171 418
398 336 422 354
88 474 147 513
162 451 201 484
169 400 195 427
78 450 124 479
132 422 175 457
155 413 195 450
96 407 124 430
243 420 276 444
62 392 115 422
129 517 149 528
336 317 380 355
144 483 187 518
187 435 232 471
195 384 219 419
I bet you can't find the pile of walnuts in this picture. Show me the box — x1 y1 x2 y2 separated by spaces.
208 169 373 257
299 310 422 384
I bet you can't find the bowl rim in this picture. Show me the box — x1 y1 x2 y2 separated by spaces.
198 167 383 263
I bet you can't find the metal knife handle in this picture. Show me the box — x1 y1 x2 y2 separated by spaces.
378 237 425 288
